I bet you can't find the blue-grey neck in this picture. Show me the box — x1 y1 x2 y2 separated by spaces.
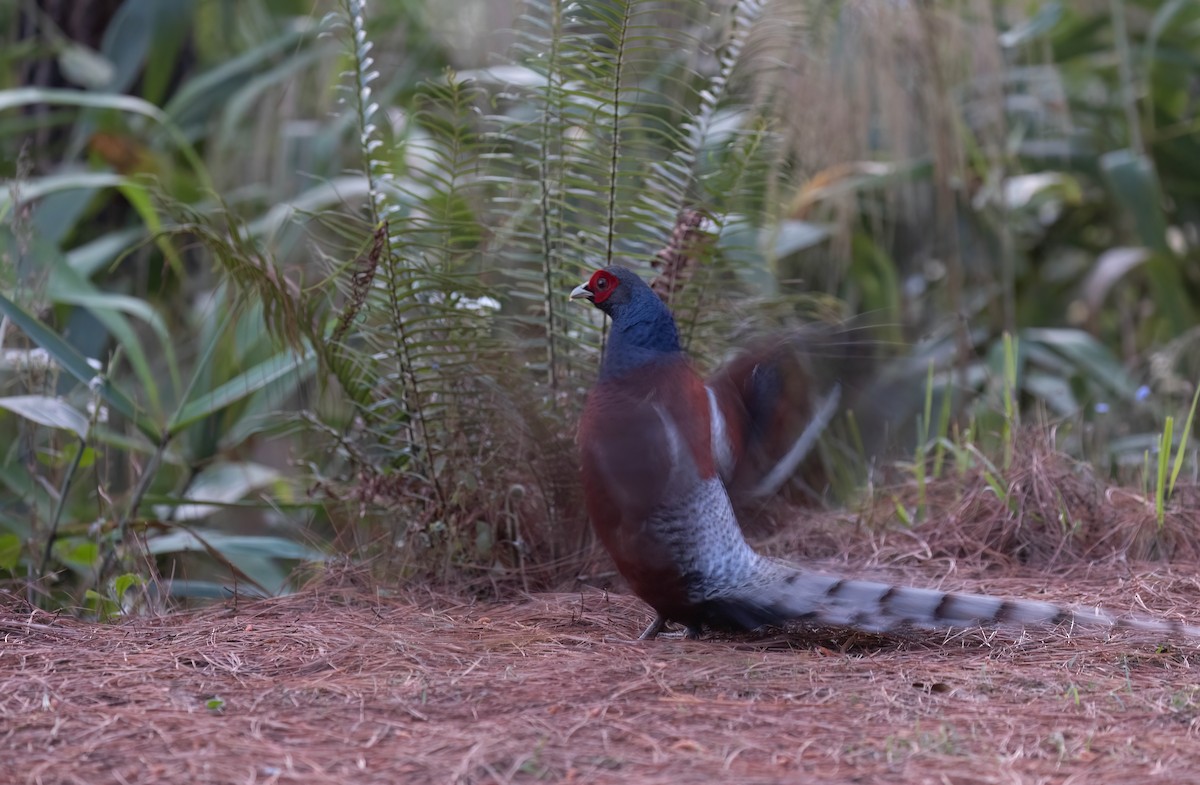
600 296 683 379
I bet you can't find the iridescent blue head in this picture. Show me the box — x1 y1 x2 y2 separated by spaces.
570 266 682 378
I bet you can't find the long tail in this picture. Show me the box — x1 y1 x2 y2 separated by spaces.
742 563 1200 639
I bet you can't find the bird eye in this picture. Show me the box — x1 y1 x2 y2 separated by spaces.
596 278 607 289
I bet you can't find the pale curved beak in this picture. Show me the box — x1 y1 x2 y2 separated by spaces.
569 282 593 301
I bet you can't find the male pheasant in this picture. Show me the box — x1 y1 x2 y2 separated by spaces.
572 265 1200 641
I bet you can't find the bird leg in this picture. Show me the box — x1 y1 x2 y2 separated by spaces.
638 614 668 640
637 615 704 641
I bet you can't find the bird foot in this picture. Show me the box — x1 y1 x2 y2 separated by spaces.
637 615 701 641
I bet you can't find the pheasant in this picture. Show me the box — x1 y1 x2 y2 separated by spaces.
571 265 1200 641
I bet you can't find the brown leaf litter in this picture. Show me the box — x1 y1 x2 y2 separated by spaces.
4 561 1200 785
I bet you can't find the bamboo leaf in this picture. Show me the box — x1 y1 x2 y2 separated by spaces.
0 172 129 223
0 462 55 526
57 43 116 90
152 462 282 521
66 227 147 278
0 293 161 441
998 1 1063 48
1022 328 1140 401
0 87 211 188
169 348 317 434
0 395 90 438
1100 150 1168 252
39 280 169 419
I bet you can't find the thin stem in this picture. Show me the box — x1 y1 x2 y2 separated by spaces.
1110 0 1145 155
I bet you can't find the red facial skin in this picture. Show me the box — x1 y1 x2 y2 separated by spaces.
586 269 620 304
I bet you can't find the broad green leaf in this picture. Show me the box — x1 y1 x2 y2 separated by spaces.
1100 150 1191 333
67 307 166 419
1002 172 1082 211
169 348 316 434
1022 328 1139 401
771 219 831 257
1023 372 1078 416
0 88 210 187
113 573 145 599
87 426 178 463
1082 247 1148 312
1100 150 1169 253
49 226 178 415
57 43 116 90
48 267 169 340
0 293 162 441
0 172 128 223
1046 12 1110 62
100 0 159 93
34 188 110 248
75 445 97 470
145 531 324 562
165 27 316 129
141 1 195 106
217 355 312 450
146 530 324 595
66 227 147 278
0 533 20 572
0 87 167 124
54 538 100 575
998 2 1063 48
0 463 55 526
152 462 281 521
0 511 32 542
0 395 89 438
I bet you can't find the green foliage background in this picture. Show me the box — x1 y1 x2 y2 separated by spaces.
1 0 1198 612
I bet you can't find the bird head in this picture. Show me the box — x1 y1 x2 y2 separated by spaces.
570 266 640 315
570 266 682 376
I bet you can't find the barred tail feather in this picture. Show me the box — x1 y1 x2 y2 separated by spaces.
746 567 1200 640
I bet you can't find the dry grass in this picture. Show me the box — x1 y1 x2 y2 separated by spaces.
4 557 1200 785
758 432 1200 572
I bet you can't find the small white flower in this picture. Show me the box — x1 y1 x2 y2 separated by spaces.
457 295 501 313
85 400 109 424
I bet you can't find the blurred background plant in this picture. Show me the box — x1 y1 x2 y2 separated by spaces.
1 0 1197 613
